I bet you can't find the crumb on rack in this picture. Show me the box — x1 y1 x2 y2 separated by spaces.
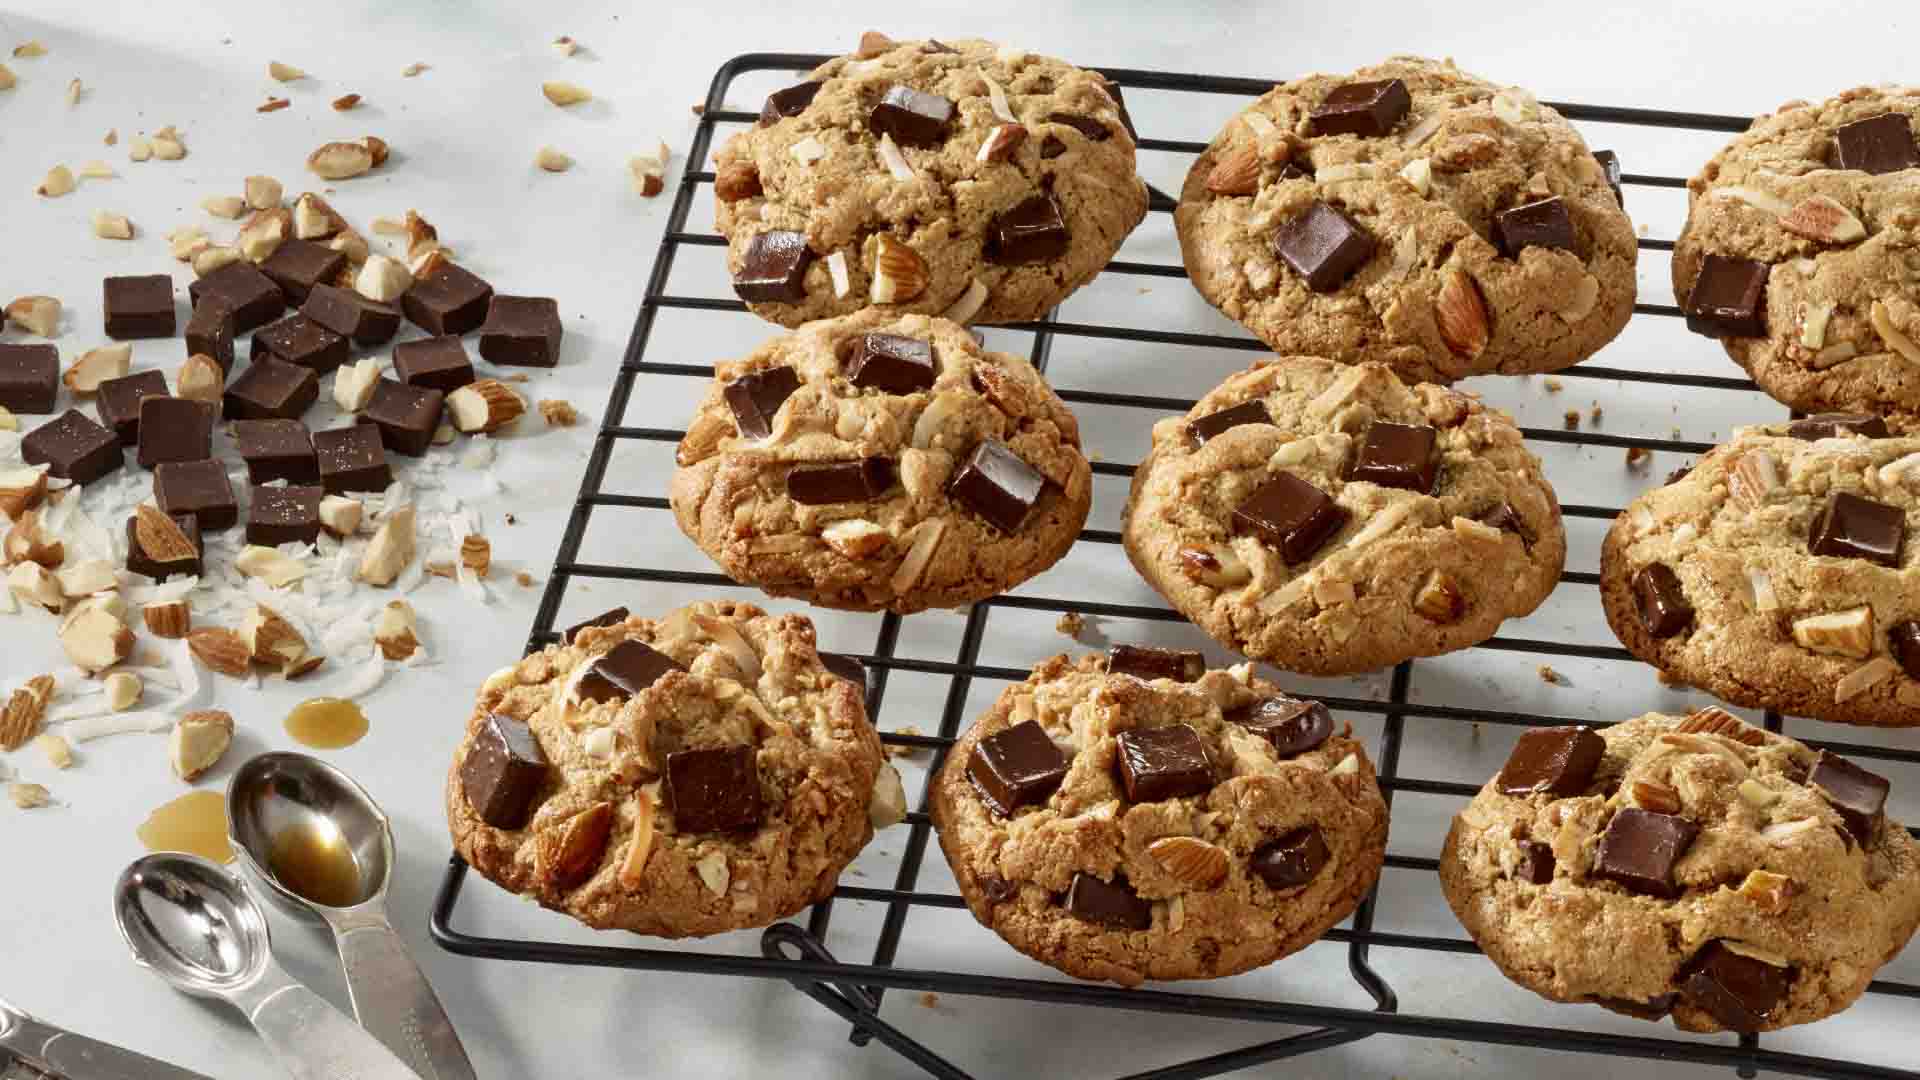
1563 410 1580 430
515 571 535 587
885 725 926 759
1537 665 1565 686
1056 612 1085 638
919 992 940 1009
539 399 581 427
1589 402 1603 425
1625 447 1650 470
1656 668 1689 689
1543 377 1563 393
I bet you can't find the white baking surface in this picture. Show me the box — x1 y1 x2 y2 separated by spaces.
1 2 1916 1077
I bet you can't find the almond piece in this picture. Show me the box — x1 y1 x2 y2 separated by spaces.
10 783 51 809
869 766 908 828
617 792 658 887
327 228 370 266
239 605 307 668
1727 450 1780 508
129 137 153 162
1435 269 1490 359
714 160 762 202
1791 606 1874 659
1778 195 1866 245
6 296 62 337
447 379 527 434
63 343 131 393
1737 779 1779 810
542 81 592 107
855 30 895 57
535 146 573 173
1177 544 1251 589
0 64 13 91
236 545 308 587
307 141 374 181
167 225 209 261
143 600 191 638
58 596 133 672
258 97 290 113
358 506 416 586
1399 157 1433 196
1836 657 1900 703
176 354 225 405
170 709 233 781
541 802 614 889
459 534 491 578
0 676 54 750
354 255 412 303
237 208 288 262
976 123 1028 165
869 235 929 304
822 519 889 559
268 60 305 81
36 165 75 198
1675 706 1766 745
192 245 243 278
55 558 116 597
694 851 730 895
1205 145 1260 196
0 406 14 432
135 504 198 566
8 563 63 611
372 599 420 660
1414 569 1465 623
1736 869 1795 915
150 127 186 160
76 160 114 180
103 670 141 711
0 467 49 518
244 175 282 210
332 357 383 412
332 93 362 111
401 62 428 77
403 209 440 259
37 733 72 769
291 193 336 239
5 511 65 568
538 399 580 427
1630 778 1682 814
317 495 363 537
1148 836 1230 888
188 628 251 677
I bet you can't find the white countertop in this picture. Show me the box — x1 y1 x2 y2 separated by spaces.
2 2 1917 1078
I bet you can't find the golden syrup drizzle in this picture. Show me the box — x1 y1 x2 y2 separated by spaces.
135 790 235 864
285 697 369 750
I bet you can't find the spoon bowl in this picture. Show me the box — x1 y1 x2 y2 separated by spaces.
113 853 273 997
229 751 392 917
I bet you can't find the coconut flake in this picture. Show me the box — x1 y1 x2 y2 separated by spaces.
877 133 914 181
1241 110 1277 139
941 278 988 324
789 135 827 166
1747 568 1780 612
982 74 1016 124
826 250 852 299
339 656 388 700
65 711 173 743
460 440 495 469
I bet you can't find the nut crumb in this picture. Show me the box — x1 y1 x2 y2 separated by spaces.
104 128 116 145
1589 402 1603 425
402 62 429 77
539 399 581 427
514 570 534 587
1536 665 1564 686
1625 446 1650 470
258 97 290 113
885 726 927 759
1562 410 1580 430
919 992 939 1009
691 103 706 116
9 782 51 809
505 513 518 525
1055 612 1085 637
534 146 573 172
1542 377 1563 393
13 42 47 59
332 93 362 111
553 36 580 56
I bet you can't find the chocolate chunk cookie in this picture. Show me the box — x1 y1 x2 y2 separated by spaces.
670 311 1091 613
1673 88 1920 428
1175 56 1636 384
1122 357 1565 675
1599 419 1920 726
1441 710 1920 1032
713 35 1148 327
931 652 1388 985
446 601 899 937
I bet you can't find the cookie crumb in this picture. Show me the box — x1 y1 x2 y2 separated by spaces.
1589 402 1603 425
1055 612 1085 638
1563 410 1580 430
692 103 706 116
885 725 926 758
515 570 535 587
1542 377 1563 393
505 513 518 525
1624 446 1650 470
1656 668 1689 689
1670 426 1683 440
1536 665 1565 686
539 399 581 427
919 992 940 1009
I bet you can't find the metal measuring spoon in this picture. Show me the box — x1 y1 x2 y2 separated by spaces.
227 752 475 1080
112 853 419 1080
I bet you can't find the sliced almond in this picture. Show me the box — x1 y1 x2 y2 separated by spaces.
76 160 113 180
1791 606 1874 659
0 676 54 750
1435 269 1490 359
617 793 657 887
1413 569 1465 623
1178 543 1251 589
372 599 420 660
822 519 889 559
318 495 363 537
5 296 60 337
868 235 928 304
58 595 134 673
869 766 907 828
170 709 233 781
1735 869 1794 915
268 60 305 81
694 850 730 895
244 174 282 210
1630 778 1682 814
135 505 198 565
9 783 51 809
37 734 72 770
1778 195 1866 245
875 133 913 181
176 354 224 405
1727 450 1780 508
941 278 988 325
0 467 49 518
1205 145 1260 197
1675 706 1766 745
1148 836 1230 888
1712 185 1790 215
143 599 191 638
36 165 75 198
257 97 290 114
890 519 947 593
535 146 573 173
358 506 416 586
332 93 362 111
542 81 592 107
542 802 614 889
446 378 527 434
307 141 374 181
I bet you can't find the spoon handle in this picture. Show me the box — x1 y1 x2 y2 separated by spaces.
242 976 421 1080
332 918 476 1080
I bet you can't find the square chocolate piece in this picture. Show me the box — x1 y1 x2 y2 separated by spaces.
460 712 550 829
1788 413 1889 440
1808 751 1890 845
22 409 123 485
1809 491 1904 567
722 366 802 439
1349 421 1438 492
1594 808 1698 898
153 459 238 530
1065 872 1150 930
312 424 393 494
733 231 813 303
1633 563 1694 637
252 314 349 374
124 512 201 581
188 260 285 335
225 357 319 421
845 333 935 393
1515 840 1556 885
393 336 476 393
477 296 563 368
1496 726 1604 797
1679 941 1792 1033
1227 695 1333 758
246 484 324 547
401 259 494 336
1114 724 1213 803
666 745 765 834
1309 78 1411 137
1492 197 1574 257
1272 201 1375 291
136 396 216 469
563 607 629 644
0 344 59 414
1893 620 1920 680
948 439 1045 533
94 369 170 445
362 379 445 457
302 283 401 347
1187 400 1271 446
1685 255 1770 339
868 85 956 147
1252 826 1329 888
758 80 823 125
234 420 317 485
258 239 347 305
103 274 177 339
576 639 687 703
1233 472 1349 564
184 299 236 373
966 721 1068 817
988 195 1068 265
786 458 895 504
1107 645 1204 682
1833 112 1919 175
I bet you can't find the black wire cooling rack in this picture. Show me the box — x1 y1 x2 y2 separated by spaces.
430 53 1920 1079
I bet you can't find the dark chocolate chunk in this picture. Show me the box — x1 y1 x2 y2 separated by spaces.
786 458 895 504
1832 112 1919 175
1272 201 1375 291
846 333 936 393
1680 942 1793 1032
21 410 123 486
188 261 285 335
1309 78 1411 137
125 512 201 581
1497 726 1605 797
312 424 392 494
1114 724 1213 802
1892 621 1920 680
0 344 59 414
1251 826 1329 889
245 484 324 547
1227 695 1333 758
1106 644 1204 682
722 365 802 439
733 231 814 304
1186 400 1272 446
362 379 445 458
966 721 1067 817
1787 413 1889 440
758 80 823 126
1064 872 1151 930
153 459 238 530
1808 751 1890 846
93 369 170 445
1632 563 1693 638
1665 464 1694 485
183 299 236 373
868 85 955 147
1349 421 1438 493
1593 808 1697 898
233 419 317 485
259 240 347 305
460 712 550 829
819 652 867 691
1492 197 1575 257
1277 161 1314 182
252 314 349 374
401 259 494 336
136 397 215 470
988 194 1068 265
980 875 1018 903
301 284 400 347
1684 255 1770 339
102 274 177 339
667 745 764 834
1477 501 1534 549
1593 149 1624 205
922 39 958 53
224 357 319 421
1039 134 1067 159
1808 492 1905 567
563 607 629 644
1515 840 1555 885
393 336 476 394
477 296 563 368
576 639 687 704
1046 112 1111 141
948 439 1045 533
1233 472 1348 564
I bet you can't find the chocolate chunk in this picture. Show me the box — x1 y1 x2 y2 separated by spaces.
1277 161 1314 182
1684 255 1770 339
1186 400 1272 446
667 746 764 834
259 239 347 305
948 439 1045 533
1593 808 1697 898
153 459 238 530
393 336 476 394
1665 465 1694 485
401 259 494 336
1892 621 1920 680
1515 840 1555 884
758 81 822 125
922 39 958 54
1833 112 1919 175
1064 872 1151 930
722 365 802 439
1496 726 1605 797
988 194 1069 265
786 458 895 504
136 397 216 470
1492 197 1575 257
733 231 814 304
188 261 285 335
21 410 122 486
252 314 349 374
233 419 317 485
125 512 201 581
966 721 1067 817
1039 134 1067 159
819 652 868 691
1808 751 1889 846
312 424 392 494
0 344 59 414
1349 421 1438 493
1114 724 1213 802
1228 695 1333 758
1309 78 1411 137
1680 942 1793 1032
1106 645 1204 682
980 875 1019 903
245 484 324 547
224 357 319 421
102 274 176 339
362 379 445 457
1046 112 1111 141
302 284 400 347
460 712 550 829
869 85 955 147
94 370 170 445
846 333 936 393
1809 491 1904 567
1477 501 1534 549
563 607 629 643
1632 563 1693 638
1251 826 1329 889
183 300 236 373
1272 202 1375 291
576 639 686 704
1593 150 1624 205
1233 472 1348 564
1787 413 1889 440
477 296 563 368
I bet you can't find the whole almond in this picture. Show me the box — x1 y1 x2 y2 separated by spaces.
177 354 225 404
188 627 252 677
1675 706 1765 745
1148 836 1230 888
541 802 614 889
307 141 374 181
143 600 192 639
447 379 528 434
135 504 198 564
869 235 929 304
1435 269 1490 359
1205 145 1260 196
1630 778 1682 815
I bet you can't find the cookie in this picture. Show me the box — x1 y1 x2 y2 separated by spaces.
930 650 1389 986
1122 357 1565 675
670 311 1091 613
445 600 899 938
1672 88 1920 428
1599 419 1920 727
713 34 1148 327
1174 56 1636 384
1441 709 1920 1032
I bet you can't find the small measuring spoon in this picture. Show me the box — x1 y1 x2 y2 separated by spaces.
112 853 419 1080
228 752 475 1080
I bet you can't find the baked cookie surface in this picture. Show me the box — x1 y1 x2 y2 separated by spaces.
446 600 898 938
930 650 1389 986
1599 419 1920 726
1174 56 1635 384
1122 357 1565 675
1672 88 1920 428
1441 710 1920 1032
713 35 1148 327
671 311 1091 613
